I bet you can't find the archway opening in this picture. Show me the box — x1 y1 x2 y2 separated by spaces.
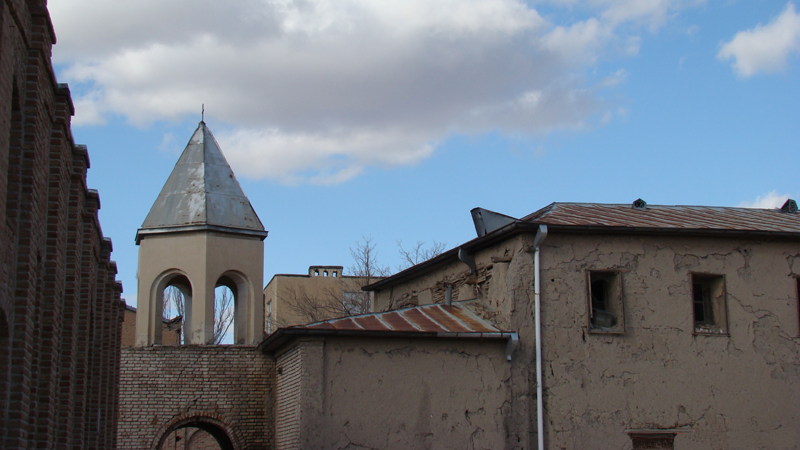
161 274 192 345
213 281 235 345
156 420 234 450
215 272 253 345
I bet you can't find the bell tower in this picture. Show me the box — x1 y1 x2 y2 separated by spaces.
134 121 267 346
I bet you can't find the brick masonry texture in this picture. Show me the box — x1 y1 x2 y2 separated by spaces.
0 0 125 448
118 346 275 450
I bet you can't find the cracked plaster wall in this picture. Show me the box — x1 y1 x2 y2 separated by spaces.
117 346 274 449
539 234 800 450
370 232 800 449
282 337 510 450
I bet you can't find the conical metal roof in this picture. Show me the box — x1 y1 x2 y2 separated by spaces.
135 121 267 244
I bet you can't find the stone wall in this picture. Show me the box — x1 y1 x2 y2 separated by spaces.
0 0 125 448
118 346 274 450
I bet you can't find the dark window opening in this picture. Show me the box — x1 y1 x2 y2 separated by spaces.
796 277 800 337
588 271 624 333
691 274 728 335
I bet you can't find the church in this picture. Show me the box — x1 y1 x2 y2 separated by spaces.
118 122 800 450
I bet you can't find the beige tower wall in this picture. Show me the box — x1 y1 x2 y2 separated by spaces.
136 230 264 346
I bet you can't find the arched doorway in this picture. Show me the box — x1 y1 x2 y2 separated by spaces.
153 415 238 450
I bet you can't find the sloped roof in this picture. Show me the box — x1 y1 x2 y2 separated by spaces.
364 200 800 292
297 300 507 334
260 300 514 353
522 202 800 233
136 121 267 243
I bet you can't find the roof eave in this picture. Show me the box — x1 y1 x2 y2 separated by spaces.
364 221 800 291
540 224 800 240
258 327 513 354
363 221 538 291
136 224 269 244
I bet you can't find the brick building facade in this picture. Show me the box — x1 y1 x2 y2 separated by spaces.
0 0 125 448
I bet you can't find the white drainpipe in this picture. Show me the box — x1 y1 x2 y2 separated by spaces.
533 225 548 450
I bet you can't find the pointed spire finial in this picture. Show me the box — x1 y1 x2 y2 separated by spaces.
201 104 205 123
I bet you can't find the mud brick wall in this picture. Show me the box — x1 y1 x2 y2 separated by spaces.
0 1 125 448
118 346 274 450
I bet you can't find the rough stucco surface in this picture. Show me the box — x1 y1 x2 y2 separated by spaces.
118 346 274 449
538 234 800 450
371 232 800 449
281 337 511 450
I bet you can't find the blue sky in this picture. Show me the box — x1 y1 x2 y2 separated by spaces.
47 0 800 307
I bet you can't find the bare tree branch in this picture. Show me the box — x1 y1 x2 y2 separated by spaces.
397 239 446 270
162 285 184 320
279 285 343 326
161 284 235 344
213 287 234 344
349 235 390 281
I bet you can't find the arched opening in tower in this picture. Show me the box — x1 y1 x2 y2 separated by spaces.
213 279 236 345
160 275 192 345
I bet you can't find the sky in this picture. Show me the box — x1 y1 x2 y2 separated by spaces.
47 0 800 308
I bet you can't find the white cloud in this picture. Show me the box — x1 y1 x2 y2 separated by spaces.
540 0 705 29
49 0 701 184
738 191 792 209
718 2 800 77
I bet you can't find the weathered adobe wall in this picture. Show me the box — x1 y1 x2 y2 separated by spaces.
0 1 125 448
370 232 800 449
371 235 527 315
537 233 800 450
369 235 533 448
275 337 510 450
118 346 274 450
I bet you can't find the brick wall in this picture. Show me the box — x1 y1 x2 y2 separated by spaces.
118 346 274 450
0 0 125 448
274 344 301 449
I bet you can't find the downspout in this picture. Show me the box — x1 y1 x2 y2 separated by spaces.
533 224 548 450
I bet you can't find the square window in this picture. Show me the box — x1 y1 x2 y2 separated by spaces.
691 274 728 335
587 271 625 333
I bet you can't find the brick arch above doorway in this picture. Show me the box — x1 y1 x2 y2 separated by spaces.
151 412 241 450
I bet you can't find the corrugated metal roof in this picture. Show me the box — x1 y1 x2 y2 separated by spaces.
136 121 266 243
291 300 508 334
522 202 800 233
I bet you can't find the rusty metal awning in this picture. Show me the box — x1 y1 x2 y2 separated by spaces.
260 300 518 359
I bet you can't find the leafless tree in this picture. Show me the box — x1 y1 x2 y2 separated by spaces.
349 235 390 281
162 285 184 320
213 287 235 344
279 285 343 326
397 239 446 270
346 236 390 315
